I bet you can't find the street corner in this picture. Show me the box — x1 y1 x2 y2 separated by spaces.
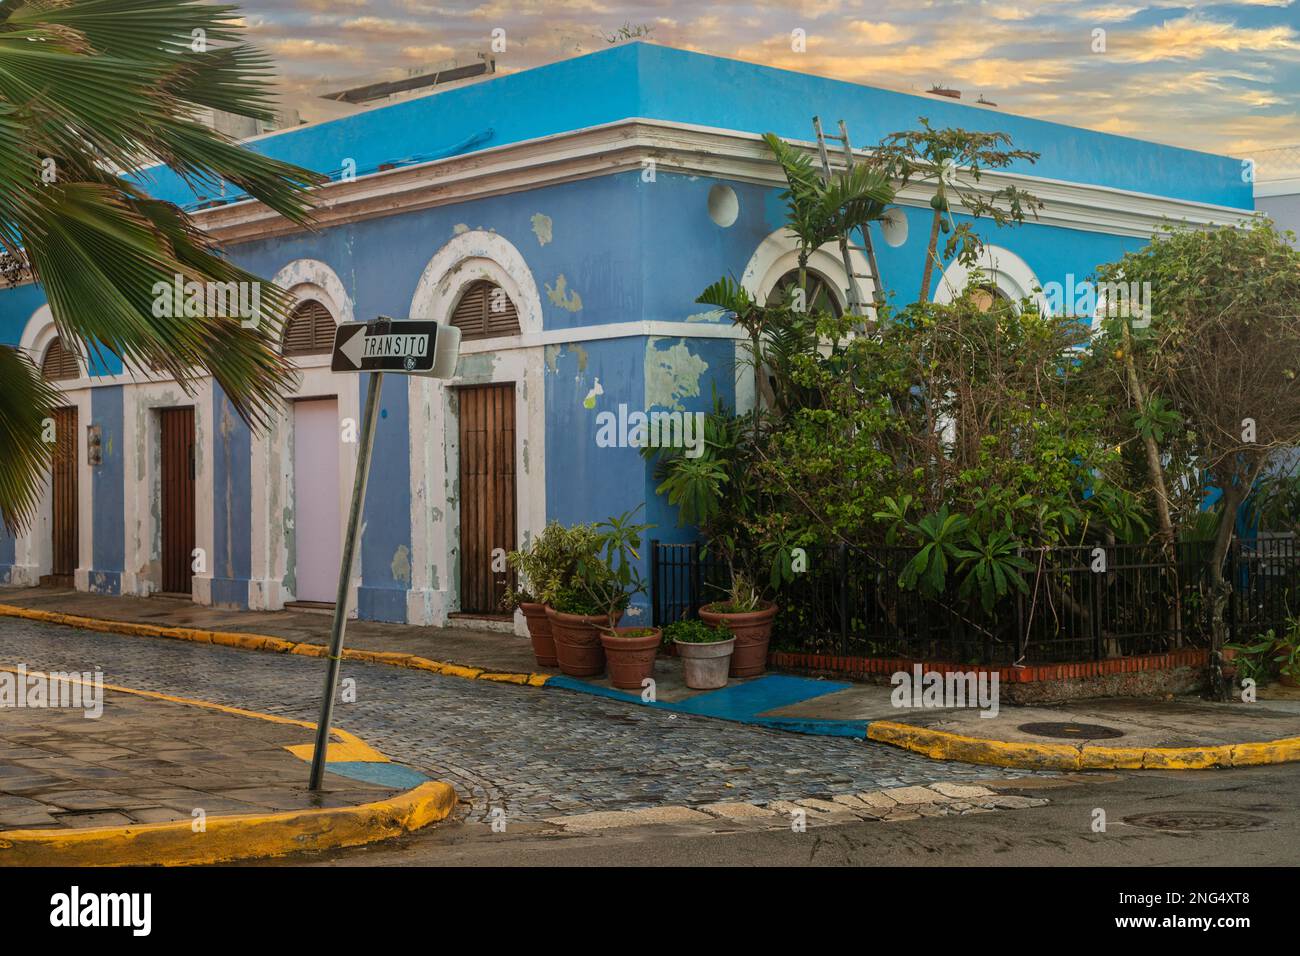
863 695 1300 771
0 669 455 866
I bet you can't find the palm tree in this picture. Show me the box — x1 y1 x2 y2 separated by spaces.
761 132 894 306
0 0 323 531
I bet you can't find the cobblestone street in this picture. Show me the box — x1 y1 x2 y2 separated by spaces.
0 619 1046 821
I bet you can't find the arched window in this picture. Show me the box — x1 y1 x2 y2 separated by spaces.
450 280 520 340
282 299 336 356
765 270 843 318
41 337 80 381
969 283 1011 312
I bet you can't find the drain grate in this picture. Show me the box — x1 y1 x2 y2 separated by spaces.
1017 721 1125 739
1125 811 1268 833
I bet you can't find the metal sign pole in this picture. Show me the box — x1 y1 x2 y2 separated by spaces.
309 369 384 791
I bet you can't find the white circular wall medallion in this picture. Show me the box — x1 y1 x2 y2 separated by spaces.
707 184 739 228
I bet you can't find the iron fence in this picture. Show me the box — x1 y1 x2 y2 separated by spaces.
649 537 1299 665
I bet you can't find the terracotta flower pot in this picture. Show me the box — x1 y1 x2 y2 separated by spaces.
519 602 557 667
599 627 661 690
699 601 778 678
545 606 620 677
676 637 735 689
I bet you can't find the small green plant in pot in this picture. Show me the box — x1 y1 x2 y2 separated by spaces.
545 508 654 678
698 570 778 678
505 522 592 667
666 619 735 689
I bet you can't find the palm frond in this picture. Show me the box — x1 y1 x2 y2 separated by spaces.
0 345 58 533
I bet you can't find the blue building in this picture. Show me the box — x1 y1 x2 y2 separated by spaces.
0 42 1257 629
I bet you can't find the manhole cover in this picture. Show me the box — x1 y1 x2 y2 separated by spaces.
1126 811 1268 833
1018 721 1125 739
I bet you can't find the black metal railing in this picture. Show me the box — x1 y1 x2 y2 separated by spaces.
649 537 1298 665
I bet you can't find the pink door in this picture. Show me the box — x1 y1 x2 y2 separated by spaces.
293 398 340 603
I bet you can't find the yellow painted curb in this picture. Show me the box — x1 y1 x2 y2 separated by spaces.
0 781 455 867
867 720 1300 770
0 603 552 688
0 669 456 865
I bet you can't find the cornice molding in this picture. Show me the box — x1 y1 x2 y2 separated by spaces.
194 117 1258 244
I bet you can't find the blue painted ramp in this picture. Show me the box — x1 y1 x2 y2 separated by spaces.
546 673 868 739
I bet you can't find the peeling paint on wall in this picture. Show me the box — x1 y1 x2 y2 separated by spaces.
582 377 603 409
687 309 726 322
530 213 552 246
457 352 498 384
545 274 583 312
570 344 588 373
391 544 411 586
453 223 469 234
645 337 708 411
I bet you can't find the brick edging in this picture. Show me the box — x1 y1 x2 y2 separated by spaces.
769 648 1209 683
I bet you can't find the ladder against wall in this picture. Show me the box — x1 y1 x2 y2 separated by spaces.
812 116 885 318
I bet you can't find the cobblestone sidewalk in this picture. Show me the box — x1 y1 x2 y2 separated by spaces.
0 619 1050 824
0 682 395 831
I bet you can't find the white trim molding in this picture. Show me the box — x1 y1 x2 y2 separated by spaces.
932 244 1048 312
249 259 359 613
407 230 546 629
10 306 93 588
120 379 214 602
193 118 1259 245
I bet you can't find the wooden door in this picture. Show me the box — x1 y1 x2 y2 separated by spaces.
50 406 78 583
293 398 340 603
458 384 516 613
160 407 195 594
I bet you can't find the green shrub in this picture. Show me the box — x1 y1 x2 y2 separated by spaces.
665 619 732 644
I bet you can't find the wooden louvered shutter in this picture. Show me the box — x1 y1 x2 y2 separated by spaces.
451 281 520 341
41 337 80 381
283 300 335 355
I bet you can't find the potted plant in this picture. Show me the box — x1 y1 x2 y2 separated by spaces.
666 619 735 689
504 522 590 667
546 581 616 677
545 508 654 678
599 625 662 689
698 571 778 678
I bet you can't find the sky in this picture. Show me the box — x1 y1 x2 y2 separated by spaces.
236 0 1300 163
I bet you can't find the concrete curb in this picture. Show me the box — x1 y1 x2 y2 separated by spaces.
0 603 551 687
0 780 456 867
866 720 1300 770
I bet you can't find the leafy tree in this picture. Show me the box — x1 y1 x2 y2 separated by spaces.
871 118 1042 303
0 0 322 530
1082 220 1300 646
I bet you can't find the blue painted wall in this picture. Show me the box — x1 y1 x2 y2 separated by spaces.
89 385 124 594
357 372 412 622
211 385 252 608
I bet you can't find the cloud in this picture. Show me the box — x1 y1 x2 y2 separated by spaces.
1108 14 1300 63
241 1 1298 155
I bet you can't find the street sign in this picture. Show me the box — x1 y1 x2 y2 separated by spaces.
330 318 460 377
309 315 460 790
